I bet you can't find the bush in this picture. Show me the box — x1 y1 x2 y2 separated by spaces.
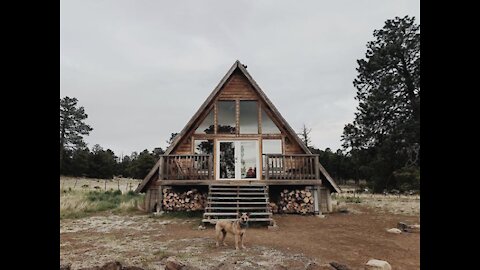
394 167 420 192
345 197 362 203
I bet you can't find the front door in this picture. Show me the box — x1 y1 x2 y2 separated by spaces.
216 140 259 180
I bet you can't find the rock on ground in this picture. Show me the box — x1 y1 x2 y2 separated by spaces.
306 262 336 269
387 228 402 234
365 259 392 270
329 261 351 270
165 257 185 270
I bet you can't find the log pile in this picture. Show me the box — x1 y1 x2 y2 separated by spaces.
269 202 279 213
277 188 314 214
162 188 207 211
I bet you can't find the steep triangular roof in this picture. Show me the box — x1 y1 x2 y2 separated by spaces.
136 60 341 193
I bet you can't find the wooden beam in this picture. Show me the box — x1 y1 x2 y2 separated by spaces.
158 185 163 211
313 185 321 216
155 179 322 186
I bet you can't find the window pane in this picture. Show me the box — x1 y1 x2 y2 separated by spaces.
261 108 281 134
194 140 213 155
240 101 258 134
262 139 282 154
219 142 235 179
240 141 257 179
195 109 214 134
217 101 236 134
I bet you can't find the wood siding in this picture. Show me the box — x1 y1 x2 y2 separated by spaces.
217 71 258 100
145 187 159 212
173 137 192 154
284 136 304 154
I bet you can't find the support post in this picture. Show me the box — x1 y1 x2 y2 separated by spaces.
208 155 213 180
158 185 163 212
313 185 323 217
314 155 320 179
326 189 333 213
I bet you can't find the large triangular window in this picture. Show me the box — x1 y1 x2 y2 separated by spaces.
261 108 281 134
195 109 214 134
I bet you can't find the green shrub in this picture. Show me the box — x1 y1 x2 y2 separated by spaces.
394 167 420 192
339 196 362 203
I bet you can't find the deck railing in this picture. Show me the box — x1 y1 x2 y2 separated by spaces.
263 154 320 180
157 154 320 180
161 154 213 180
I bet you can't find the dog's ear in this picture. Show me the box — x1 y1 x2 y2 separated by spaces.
237 212 241 218
246 212 251 217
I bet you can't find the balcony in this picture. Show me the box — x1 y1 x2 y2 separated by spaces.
156 154 320 182
263 154 319 180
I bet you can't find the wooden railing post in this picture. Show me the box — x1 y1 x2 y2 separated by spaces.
265 155 270 180
208 154 213 180
315 155 320 179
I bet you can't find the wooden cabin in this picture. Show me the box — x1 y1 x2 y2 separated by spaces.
136 60 341 224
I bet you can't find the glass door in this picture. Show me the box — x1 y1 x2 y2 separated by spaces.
218 141 236 179
216 140 259 180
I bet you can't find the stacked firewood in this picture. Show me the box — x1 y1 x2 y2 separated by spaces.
162 188 207 211
269 202 279 213
277 188 314 214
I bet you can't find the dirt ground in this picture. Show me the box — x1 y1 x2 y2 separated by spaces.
60 201 420 270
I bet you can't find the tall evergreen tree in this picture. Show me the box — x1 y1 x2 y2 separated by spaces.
88 144 117 179
342 16 420 191
60 96 93 172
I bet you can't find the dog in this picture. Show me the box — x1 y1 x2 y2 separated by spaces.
215 212 250 250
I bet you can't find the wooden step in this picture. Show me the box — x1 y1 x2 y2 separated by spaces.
210 184 267 187
203 212 272 216
210 187 266 191
205 206 269 210
207 201 268 205
209 192 267 195
208 196 267 200
203 218 273 223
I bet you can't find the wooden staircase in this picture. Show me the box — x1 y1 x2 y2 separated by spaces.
202 184 274 225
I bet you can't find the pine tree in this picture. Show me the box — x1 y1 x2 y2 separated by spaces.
60 96 93 172
342 16 420 191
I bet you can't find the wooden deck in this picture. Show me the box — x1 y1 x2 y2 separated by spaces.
154 179 322 186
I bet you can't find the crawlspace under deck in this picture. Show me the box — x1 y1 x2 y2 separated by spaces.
152 180 322 186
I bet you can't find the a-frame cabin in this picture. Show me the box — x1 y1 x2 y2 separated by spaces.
136 60 341 224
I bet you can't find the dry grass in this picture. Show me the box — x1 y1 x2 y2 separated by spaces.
60 176 142 193
333 192 420 216
60 178 145 219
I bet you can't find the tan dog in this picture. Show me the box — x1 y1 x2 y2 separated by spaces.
215 212 250 250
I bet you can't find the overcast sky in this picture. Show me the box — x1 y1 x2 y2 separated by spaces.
60 0 420 157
